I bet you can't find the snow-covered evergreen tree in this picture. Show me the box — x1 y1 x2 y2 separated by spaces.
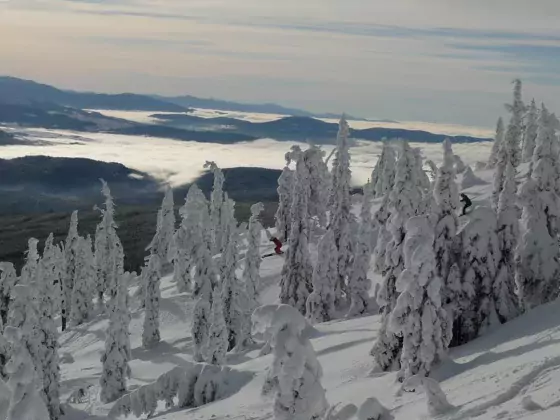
70 235 95 326
206 288 228 365
372 142 396 198
372 193 391 274
347 184 374 317
389 216 451 380
142 253 161 349
432 139 460 323
100 271 131 403
191 217 217 362
306 229 337 324
330 116 354 309
0 262 17 326
95 180 124 310
147 187 175 266
493 130 512 211
532 103 560 236
372 140 423 372
280 147 313 315
62 211 79 331
244 202 263 306
6 284 43 409
304 145 330 228
204 161 225 255
4 326 50 420
36 240 62 420
172 184 208 293
252 304 328 420
453 154 466 174
487 117 505 169
220 196 245 351
275 158 295 241
504 79 525 168
413 148 431 191
494 161 521 323
522 99 539 163
20 238 39 285
455 207 501 345
516 180 560 310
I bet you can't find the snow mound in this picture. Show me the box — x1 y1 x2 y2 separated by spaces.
461 166 486 189
108 363 253 418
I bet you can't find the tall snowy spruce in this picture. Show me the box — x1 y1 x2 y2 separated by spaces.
142 253 161 349
191 203 218 362
20 238 40 285
36 237 62 420
304 144 330 229
372 192 391 274
432 139 461 323
244 202 264 311
372 140 423 372
70 235 95 326
306 229 337 324
280 147 313 315
516 104 560 310
4 327 50 420
494 162 521 323
492 135 511 210
522 99 539 164
330 116 354 309
253 304 328 420
504 79 525 168
371 142 396 198
455 207 501 345
206 288 228 365
100 272 131 403
220 196 245 351
347 184 374 317
172 184 208 293
147 187 175 267
0 262 17 326
531 104 560 236
62 210 79 331
487 118 505 170
204 161 226 255
95 180 124 310
389 216 451 380
275 157 295 241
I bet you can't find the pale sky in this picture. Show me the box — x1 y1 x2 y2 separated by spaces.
1 0 559 127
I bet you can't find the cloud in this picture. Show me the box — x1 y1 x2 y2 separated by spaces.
1 0 559 126
0 126 493 187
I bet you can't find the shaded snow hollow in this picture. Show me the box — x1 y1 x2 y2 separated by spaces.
59 163 560 420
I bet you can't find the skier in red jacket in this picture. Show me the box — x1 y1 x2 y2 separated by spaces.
265 229 284 255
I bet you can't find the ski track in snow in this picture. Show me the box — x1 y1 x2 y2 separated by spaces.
56 161 560 420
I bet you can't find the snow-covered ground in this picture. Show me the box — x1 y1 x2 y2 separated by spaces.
58 164 560 420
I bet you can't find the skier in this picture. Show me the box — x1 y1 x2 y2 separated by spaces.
460 193 472 216
264 229 284 256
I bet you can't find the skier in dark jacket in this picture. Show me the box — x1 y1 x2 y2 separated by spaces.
460 193 472 216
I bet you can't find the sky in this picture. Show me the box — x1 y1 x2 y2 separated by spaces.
1 0 559 127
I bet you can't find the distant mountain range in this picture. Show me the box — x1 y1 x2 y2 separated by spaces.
150 113 489 144
0 76 348 118
0 76 491 144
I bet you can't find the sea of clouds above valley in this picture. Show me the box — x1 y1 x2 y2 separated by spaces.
0 124 492 188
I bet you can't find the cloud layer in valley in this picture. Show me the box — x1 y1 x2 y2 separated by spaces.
0 125 493 187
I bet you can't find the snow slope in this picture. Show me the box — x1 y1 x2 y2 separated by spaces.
60 163 560 420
